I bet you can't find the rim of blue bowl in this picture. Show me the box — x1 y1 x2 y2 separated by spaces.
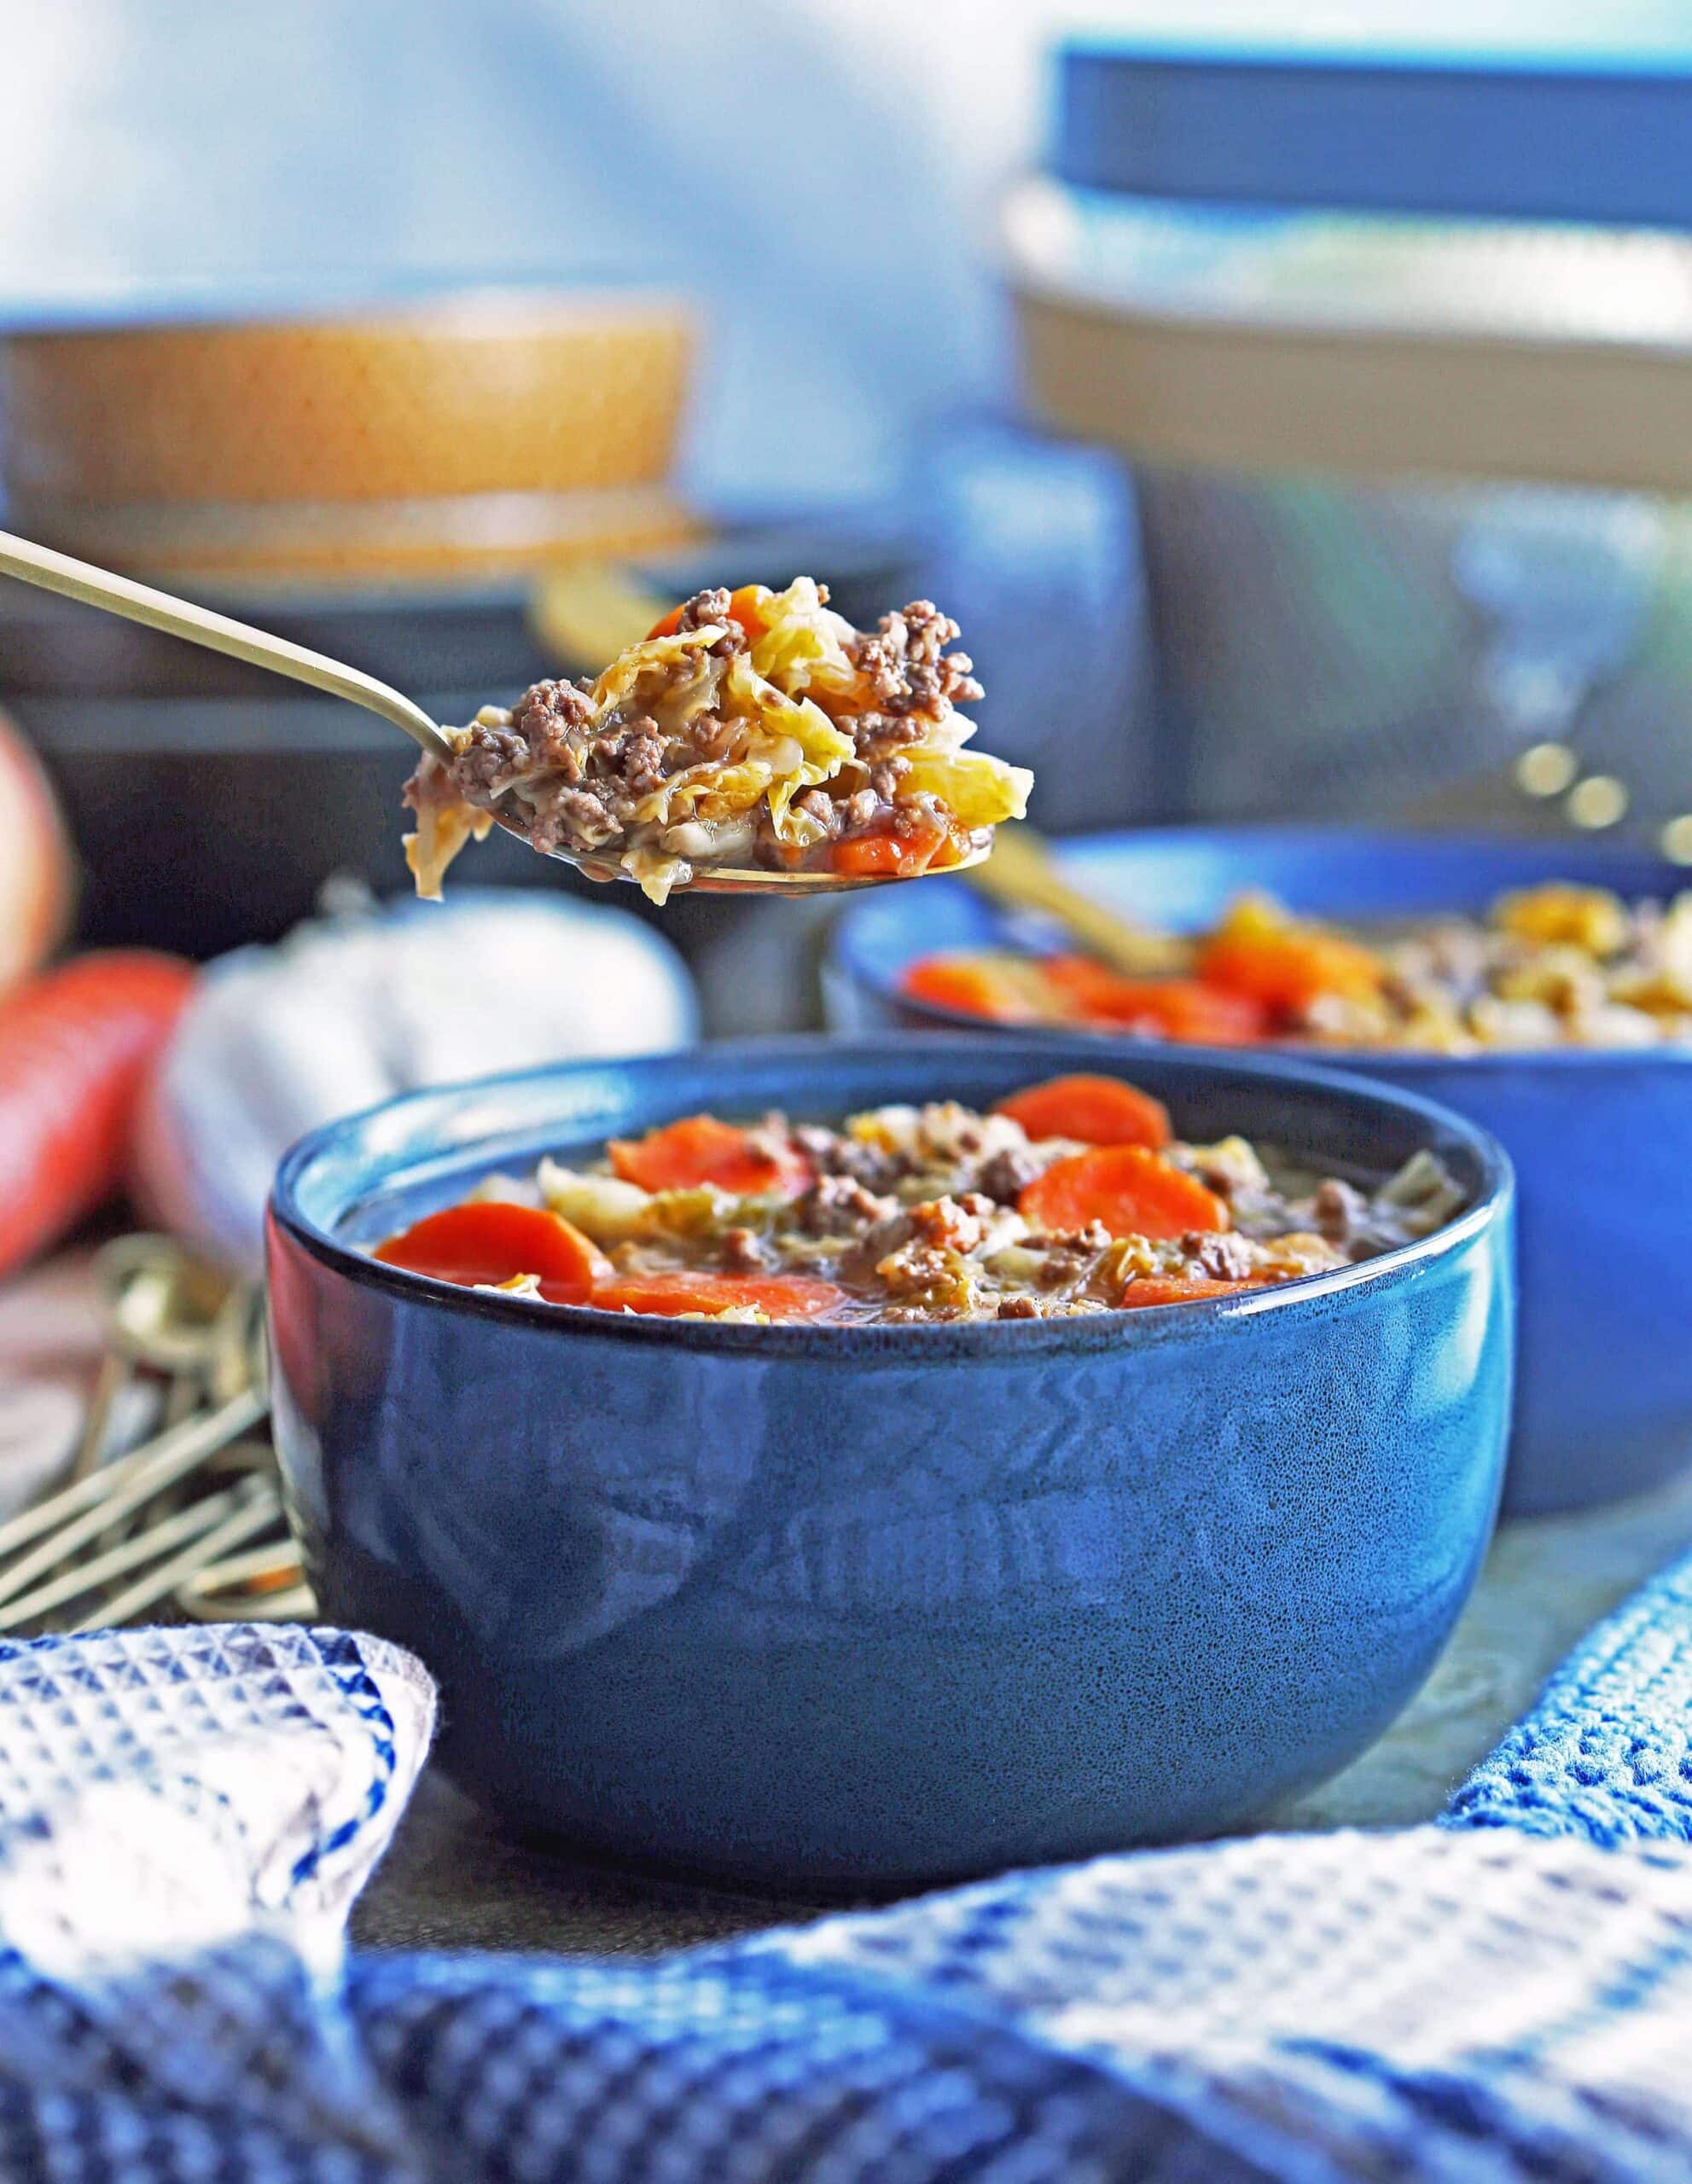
833 824 1692 1076
269 1032 1514 1360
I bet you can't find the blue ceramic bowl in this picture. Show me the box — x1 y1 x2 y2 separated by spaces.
267 1035 1513 1891
830 828 1692 1519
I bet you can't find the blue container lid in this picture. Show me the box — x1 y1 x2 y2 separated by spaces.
1054 32 1692 229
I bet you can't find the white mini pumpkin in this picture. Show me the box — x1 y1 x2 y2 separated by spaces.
133 888 697 1271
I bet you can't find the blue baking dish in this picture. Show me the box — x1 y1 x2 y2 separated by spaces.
829 829 1688 1519
267 1035 1512 1890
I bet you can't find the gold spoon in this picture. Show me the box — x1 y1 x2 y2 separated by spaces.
963 822 1187 973
0 529 986 897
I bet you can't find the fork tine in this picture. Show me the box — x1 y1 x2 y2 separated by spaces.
0 1388 265 1608
0 1433 170 1563
76 1482 284 1632
0 1481 261 1632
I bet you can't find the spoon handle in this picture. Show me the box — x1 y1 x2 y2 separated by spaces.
0 527 454 760
967 823 1186 975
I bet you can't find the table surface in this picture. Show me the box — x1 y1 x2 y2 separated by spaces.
349 1461 1692 1959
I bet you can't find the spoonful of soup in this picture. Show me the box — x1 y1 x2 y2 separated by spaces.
0 533 1031 902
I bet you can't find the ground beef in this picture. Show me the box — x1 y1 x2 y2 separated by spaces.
977 1146 1043 1205
850 712 924 762
789 1128 901 1194
892 798 945 839
447 722 532 798
848 601 984 718
876 1241 967 1303
686 714 742 764
795 1173 895 1236
907 1194 995 1255
997 1295 1041 1320
510 679 596 770
674 589 748 653
1026 1220 1113 1287
676 588 729 630
592 716 668 799
794 788 846 838
869 757 911 799
1189 1231 1257 1281
531 785 619 853
721 1226 767 1273
1312 1178 1369 1246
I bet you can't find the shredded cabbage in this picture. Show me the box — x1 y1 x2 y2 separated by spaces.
747 577 858 700
403 760 495 900
899 750 1032 830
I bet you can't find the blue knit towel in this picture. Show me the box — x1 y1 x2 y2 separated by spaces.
3 1553 1692 2181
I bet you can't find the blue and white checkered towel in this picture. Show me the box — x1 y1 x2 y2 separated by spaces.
3 1554 1692 2182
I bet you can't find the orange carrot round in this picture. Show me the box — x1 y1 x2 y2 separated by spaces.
1196 929 1381 1016
995 1072 1170 1149
374 1202 611 1304
592 1270 846 1321
645 584 770 642
831 819 949 880
1018 1145 1229 1240
1043 960 1269 1044
608 1114 811 1199
1119 1274 1261 1310
900 956 1038 1022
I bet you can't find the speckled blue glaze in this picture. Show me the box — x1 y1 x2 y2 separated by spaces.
267 1036 1512 1891
831 829 1692 1519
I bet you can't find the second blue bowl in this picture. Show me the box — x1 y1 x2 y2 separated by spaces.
829 827 1689 1517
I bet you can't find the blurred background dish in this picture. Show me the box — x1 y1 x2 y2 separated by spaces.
0 288 699 583
1007 33 1692 847
829 827 1692 1518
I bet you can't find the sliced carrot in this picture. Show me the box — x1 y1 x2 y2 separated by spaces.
592 1270 846 1321
1196 929 1382 1016
1119 1274 1260 1310
608 1114 811 1199
1018 1145 1230 1240
831 819 949 879
1041 956 1145 1011
374 1201 612 1304
1043 960 1269 1044
900 956 1038 1023
994 1072 1171 1149
645 584 770 642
